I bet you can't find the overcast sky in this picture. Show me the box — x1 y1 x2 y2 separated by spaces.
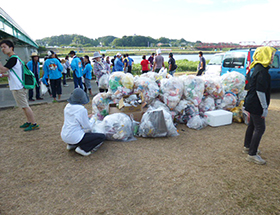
1 0 278 45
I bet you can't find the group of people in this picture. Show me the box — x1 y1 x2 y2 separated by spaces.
140 49 177 76
111 53 134 73
0 39 275 164
40 50 110 100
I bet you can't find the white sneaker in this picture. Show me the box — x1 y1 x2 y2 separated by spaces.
66 144 77 150
246 155 266 165
75 146 92 156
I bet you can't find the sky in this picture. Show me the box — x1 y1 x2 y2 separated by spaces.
1 0 279 45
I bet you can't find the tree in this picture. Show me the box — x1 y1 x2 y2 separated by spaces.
98 36 117 46
111 38 123 47
158 37 170 44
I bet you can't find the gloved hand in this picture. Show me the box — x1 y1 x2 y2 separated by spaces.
262 108 268 118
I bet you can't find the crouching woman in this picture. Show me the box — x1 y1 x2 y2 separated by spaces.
61 88 105 156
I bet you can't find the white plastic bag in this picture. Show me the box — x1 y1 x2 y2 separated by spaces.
187 115 207 130
40 81 48 96
98 74 109 89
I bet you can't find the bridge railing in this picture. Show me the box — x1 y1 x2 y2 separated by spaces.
0 7 38 48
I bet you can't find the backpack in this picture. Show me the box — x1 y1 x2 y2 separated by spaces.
10 55 37 89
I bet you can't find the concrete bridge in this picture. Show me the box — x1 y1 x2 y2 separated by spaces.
0 7 38 64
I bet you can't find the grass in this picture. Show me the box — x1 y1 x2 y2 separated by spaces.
131 59 209 75
0 77 8 84
53 47 219 57
0 83 280 214
0 98 280 214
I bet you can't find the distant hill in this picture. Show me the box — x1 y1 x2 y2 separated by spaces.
36 34 117 47
35 34 194 47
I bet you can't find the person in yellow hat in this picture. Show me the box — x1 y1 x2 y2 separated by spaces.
243 46 276 165
27 52 43 101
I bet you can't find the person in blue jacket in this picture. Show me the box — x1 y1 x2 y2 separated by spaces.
69 50 83 89
114 53 124 72
43 50 63 102
27 52 43 101
82 55 93 95
126 53 134 73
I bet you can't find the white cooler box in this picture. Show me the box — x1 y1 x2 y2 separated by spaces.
204 110 233 127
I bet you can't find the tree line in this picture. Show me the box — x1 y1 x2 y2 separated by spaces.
35 34 196 48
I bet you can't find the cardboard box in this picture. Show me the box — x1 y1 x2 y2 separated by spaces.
109 103 145 122
204 110 233 127
118 92 145 112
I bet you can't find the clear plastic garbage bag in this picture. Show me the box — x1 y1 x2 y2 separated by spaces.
103 113 136 141
98 74 109 89
199 96 215 113
139 107 179 137
221 71 245 95
181 75 205 106
160 77 184 110
187 115 207 130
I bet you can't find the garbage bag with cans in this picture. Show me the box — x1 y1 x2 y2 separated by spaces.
160 77 184 110
149 99 171 113
199 96 215 113
134 76 159 104
182 75 205 106
174 99 199 123
102 113 136 141
221 71 245 95
108 72 134 99
203 76 224 99
121 73 134 92
139 107 179 138
220 92 237 110
92 92 112 120
108 72 124 99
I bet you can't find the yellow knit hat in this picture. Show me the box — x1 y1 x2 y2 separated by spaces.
249 46 276 69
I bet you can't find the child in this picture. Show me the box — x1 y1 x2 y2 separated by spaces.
61 88 105 156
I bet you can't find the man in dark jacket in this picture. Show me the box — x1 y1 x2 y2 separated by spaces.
196 51 205 76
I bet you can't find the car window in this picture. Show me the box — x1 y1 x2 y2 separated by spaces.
271 54 279 68
208 55 224 65
223 52 246 68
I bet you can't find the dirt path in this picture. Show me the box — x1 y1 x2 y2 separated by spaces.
0 92 280 215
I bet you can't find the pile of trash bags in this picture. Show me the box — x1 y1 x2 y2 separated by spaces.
108 72 134 99
89 70 248 141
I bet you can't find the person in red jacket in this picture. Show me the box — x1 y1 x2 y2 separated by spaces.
140 55 150 73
